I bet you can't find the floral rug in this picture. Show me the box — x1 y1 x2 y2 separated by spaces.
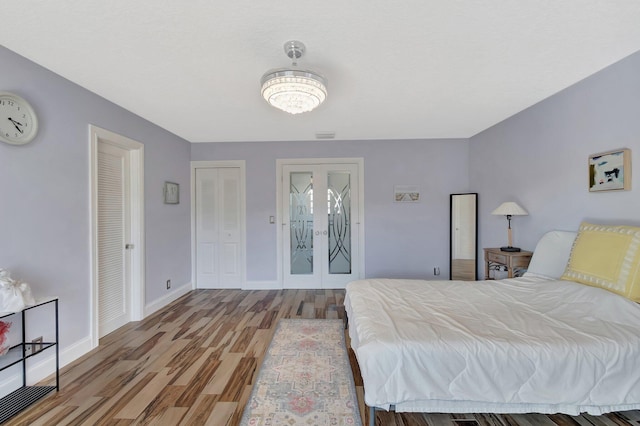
240 319 362 425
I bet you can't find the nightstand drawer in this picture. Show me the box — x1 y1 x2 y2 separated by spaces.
487 252 507 264
510 256 532 268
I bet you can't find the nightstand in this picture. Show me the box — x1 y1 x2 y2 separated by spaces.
484 248 533 280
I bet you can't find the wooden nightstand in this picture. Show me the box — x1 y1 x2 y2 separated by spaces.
484 248 533 280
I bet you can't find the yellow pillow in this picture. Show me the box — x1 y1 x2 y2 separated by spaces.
561 222 640 301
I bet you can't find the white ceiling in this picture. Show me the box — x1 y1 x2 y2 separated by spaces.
2 1 640 143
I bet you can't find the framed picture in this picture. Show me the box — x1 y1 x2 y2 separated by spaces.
394 185 420 202
589 148 631 192
163 181 179 204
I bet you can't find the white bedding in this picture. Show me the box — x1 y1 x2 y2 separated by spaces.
345 276 640 415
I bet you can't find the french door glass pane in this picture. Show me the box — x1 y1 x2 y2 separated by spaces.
327 172 351 274
289 172 313 274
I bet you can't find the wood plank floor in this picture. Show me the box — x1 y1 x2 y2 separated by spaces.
7 289 640 425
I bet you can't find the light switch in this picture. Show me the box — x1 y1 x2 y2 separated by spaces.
269 216 275 224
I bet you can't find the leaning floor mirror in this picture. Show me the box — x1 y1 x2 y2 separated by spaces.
450 193 478 280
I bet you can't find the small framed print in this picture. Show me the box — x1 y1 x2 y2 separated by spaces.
163 181 179 204
394 185 420 202
588 148 631 192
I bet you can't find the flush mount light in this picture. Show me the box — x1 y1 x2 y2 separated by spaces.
261 40 328 115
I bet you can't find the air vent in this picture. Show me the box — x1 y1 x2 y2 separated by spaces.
315 131 335 139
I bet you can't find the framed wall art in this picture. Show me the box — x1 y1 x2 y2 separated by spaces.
588 148 631 192
163 181 180 204
394 185 420 202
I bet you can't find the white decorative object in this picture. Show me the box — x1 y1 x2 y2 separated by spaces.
0 269 36 312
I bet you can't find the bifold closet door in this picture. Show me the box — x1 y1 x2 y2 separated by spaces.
195 167 242 288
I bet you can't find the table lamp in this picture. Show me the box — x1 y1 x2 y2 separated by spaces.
491 202 528 252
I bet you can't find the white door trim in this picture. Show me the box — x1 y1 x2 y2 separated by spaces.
89 125 145 349
276 157 365 288
190 160 247 289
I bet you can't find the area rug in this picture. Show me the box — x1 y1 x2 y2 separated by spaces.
240 319 362 425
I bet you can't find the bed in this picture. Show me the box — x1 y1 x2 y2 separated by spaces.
345 227 640 421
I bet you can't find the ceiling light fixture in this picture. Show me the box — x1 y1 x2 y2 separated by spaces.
261 40 327 115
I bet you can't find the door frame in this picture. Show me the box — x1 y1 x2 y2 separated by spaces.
190 160 247 289
276 158 365 288
89 125 145 348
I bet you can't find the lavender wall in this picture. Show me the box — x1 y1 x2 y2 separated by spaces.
470 51 640 256
0 47 191 358
191 138 470 282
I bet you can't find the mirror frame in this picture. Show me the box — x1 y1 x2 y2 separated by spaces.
449 193 478 280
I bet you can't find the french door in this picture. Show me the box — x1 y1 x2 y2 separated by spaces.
282 163 361 288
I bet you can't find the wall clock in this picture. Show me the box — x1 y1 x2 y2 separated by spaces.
0 91 39 145
163 181 179 204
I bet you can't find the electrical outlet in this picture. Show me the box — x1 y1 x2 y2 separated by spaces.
32 336 43 353
166 279 171 289
434 267 441 276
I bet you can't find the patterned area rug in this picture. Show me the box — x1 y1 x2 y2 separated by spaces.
240 319 362 425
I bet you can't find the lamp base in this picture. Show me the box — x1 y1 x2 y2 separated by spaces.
500 246 521 252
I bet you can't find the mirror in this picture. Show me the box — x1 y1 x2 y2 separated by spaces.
450 193 478 280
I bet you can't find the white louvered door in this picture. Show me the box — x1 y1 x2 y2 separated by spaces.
97 142 131 337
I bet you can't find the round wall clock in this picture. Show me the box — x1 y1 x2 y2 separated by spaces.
0 92 39 145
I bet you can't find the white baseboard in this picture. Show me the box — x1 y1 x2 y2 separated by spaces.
243 280 282 290
144 281 192 317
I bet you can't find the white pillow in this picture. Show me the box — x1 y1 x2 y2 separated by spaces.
524 230 578 279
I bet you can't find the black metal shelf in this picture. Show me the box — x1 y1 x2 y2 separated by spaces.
0 342 56 372
0 386 56 423
0 298 58 423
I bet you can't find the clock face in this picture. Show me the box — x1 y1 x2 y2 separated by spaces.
0 92 39 145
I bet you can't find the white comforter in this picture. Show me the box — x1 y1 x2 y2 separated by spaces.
345 276 640 415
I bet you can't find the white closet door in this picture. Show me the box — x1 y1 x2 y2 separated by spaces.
195 167 242 288
97 142 131 337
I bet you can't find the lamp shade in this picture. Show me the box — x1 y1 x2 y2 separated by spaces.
491 202 528 216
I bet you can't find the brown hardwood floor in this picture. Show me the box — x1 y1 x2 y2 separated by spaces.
7 289 640 426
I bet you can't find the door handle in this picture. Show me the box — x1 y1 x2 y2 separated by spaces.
125 243 134 249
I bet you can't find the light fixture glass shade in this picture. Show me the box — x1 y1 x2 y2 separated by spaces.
491 202 528 216
261 69 327 114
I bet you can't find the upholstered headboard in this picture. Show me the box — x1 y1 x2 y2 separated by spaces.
524 230 578 279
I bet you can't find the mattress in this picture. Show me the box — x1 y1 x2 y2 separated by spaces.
345 276 640 415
